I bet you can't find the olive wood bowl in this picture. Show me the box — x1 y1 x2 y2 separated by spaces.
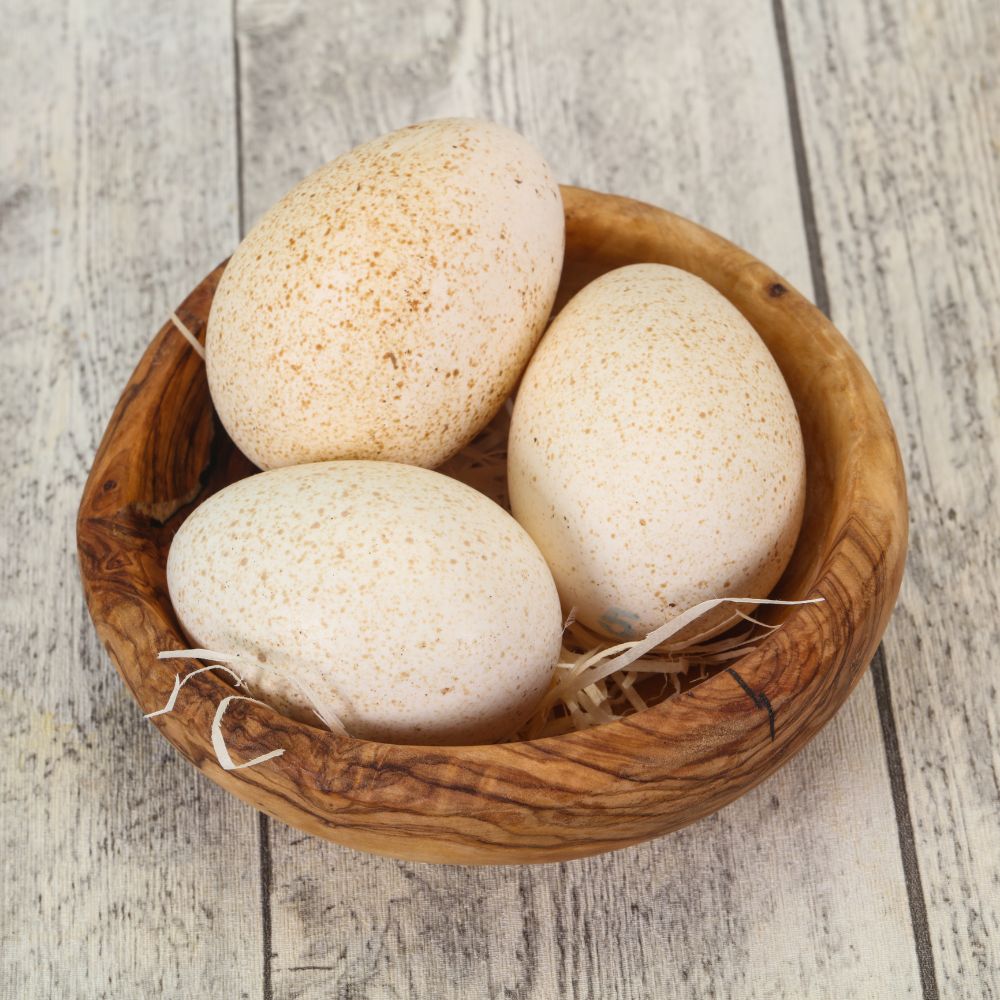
77 186 908 864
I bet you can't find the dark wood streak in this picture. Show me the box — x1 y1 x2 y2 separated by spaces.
726 668 776 742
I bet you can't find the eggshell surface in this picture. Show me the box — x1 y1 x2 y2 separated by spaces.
166 461 563 745
508 263 806 640
206 118 564 470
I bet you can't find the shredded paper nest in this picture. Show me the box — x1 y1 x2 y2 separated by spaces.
436 401 823 740
515 599 803 740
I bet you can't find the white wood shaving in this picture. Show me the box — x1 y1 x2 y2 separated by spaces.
515 596 825 739
553 597 825 706
169 311 206 360
210 695 286 771
150 647 349 770
152 599 824 753
144 662 246 719
156 648 347 734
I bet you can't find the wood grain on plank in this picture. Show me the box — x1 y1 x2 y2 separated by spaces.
236 0 813 291
253 687 926 1000
784 1 1000 994
0 2 262 997
233 0 922 995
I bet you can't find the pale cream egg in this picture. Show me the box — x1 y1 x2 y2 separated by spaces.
166 461 563 745
508 263 806 640
206 118 564 470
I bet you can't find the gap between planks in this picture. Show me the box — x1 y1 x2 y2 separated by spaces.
772 2 938 996
228 2 273 994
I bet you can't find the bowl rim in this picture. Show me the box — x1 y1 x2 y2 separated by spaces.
78 185 908 862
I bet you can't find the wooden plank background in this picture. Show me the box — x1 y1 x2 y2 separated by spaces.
2 0 996 997
786 2 1000 993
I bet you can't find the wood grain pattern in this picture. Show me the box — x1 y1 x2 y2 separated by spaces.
260 702 928 1000
785 0 1000 992
235 0 814 290
0 2 264 997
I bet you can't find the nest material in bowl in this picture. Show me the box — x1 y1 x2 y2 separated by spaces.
438 405 815 740
148 356 805 753
148 345 815 757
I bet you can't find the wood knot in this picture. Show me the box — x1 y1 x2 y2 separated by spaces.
768 282 788 298
103 479 117 492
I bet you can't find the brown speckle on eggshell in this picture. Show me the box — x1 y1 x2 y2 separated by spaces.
206 118 564 470
166 461 563 745
507 263 807 641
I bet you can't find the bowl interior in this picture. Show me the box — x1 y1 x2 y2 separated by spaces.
151 201 834 639
78 186 906 863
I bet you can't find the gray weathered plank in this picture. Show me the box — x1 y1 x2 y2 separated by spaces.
260 697 923 1000
785 0 1000 994
0 2 262 996
235 1 923 997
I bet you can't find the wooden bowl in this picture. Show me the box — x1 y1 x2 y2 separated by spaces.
77 187 907 864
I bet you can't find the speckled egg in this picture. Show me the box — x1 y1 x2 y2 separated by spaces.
507 263 806 641
206 118 564 470
166 461 562 745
